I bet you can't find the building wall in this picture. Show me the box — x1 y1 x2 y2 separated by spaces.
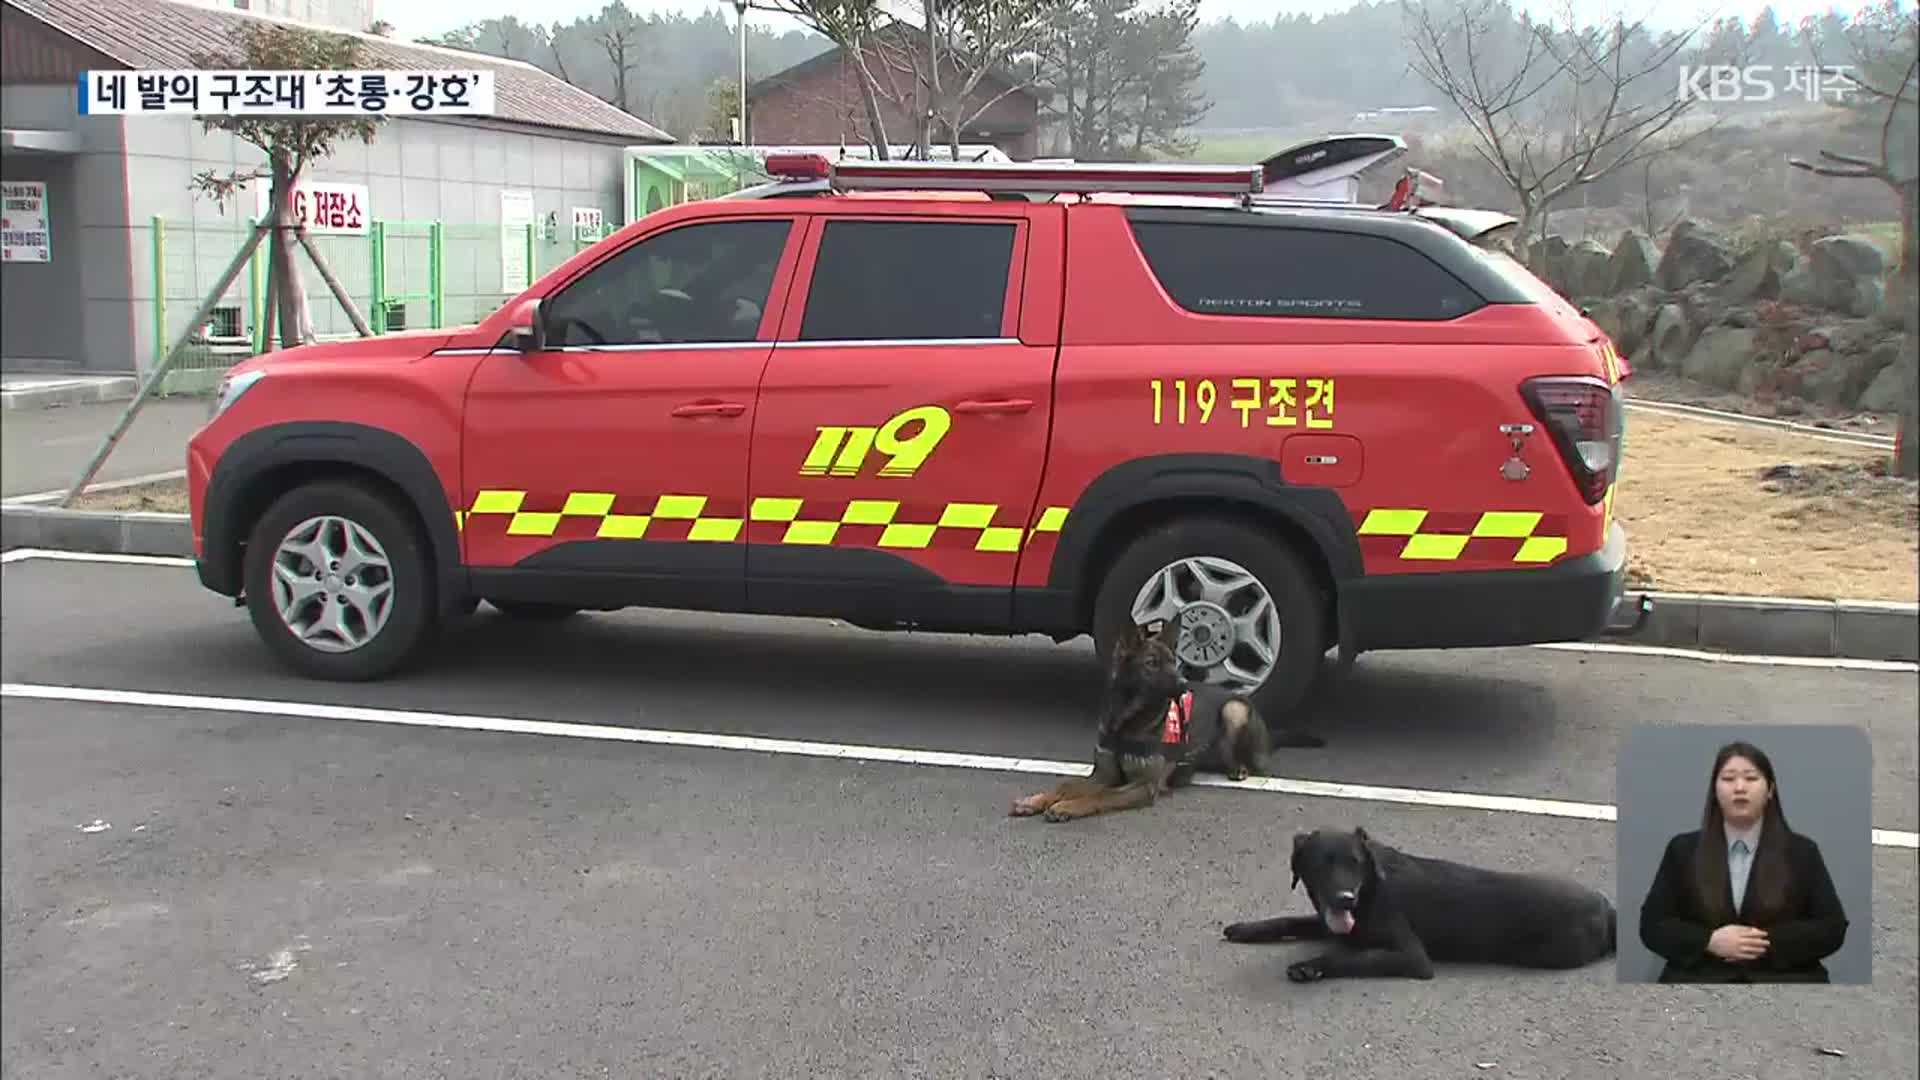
751 52 1038 161
116 112 631 365
1 155 82 366
0 83 136 374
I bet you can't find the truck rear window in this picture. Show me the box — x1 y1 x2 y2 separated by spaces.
1129 220 1486 321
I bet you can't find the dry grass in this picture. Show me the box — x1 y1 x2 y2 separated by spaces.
58 421 1920 603
1616 411 1918 602
66 479 189 514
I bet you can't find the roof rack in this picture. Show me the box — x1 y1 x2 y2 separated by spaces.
748 140 1470 221
762 152 1264 199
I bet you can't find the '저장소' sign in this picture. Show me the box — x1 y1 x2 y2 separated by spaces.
80 70 496 117
255 180 371 235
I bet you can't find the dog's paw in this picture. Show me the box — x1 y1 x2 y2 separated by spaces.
1043 800 1085 822
1285 958 1328 983
1009 795 1048 817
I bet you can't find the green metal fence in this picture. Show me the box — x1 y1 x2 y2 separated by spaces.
145 214 605 375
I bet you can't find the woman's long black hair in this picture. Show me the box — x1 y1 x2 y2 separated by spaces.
1690 740 1794 925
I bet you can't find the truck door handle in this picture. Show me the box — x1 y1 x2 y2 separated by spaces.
954 398 1033 414
672 401 746 418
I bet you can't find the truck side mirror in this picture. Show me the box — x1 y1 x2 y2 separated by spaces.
505 298 547 353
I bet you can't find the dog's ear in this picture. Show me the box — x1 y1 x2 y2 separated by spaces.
1289 831 1308 891
1153 612 1183 651
1355 827 1386 885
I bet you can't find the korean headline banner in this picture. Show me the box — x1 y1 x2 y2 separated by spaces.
80 70 497 117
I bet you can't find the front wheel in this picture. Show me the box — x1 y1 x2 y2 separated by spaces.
241 481 440 681
1092 516 1328 720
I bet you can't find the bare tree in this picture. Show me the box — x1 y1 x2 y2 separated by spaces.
595 2 646 113
760 0 1055 161
1791 3 1919 274
1640 158 1686 240
540 21 576 85
188 22 382 350
1790 1 1918 476
1400 0 1715 256
760 0 897 157
904 0 1054 160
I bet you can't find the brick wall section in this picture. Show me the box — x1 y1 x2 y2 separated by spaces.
750 46 1038 161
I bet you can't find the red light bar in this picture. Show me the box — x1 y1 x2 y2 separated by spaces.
827 159 1264 198
764 152 831 181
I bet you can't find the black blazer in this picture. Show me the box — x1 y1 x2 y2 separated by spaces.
1637 828 1848 983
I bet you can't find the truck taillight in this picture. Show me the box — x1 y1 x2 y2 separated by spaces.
1521 375 1616 504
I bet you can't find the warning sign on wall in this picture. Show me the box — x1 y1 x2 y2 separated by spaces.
501 190 534 294
1 181 52 262
572 206 604 242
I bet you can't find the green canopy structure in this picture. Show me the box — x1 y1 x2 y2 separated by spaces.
620 143 1015 224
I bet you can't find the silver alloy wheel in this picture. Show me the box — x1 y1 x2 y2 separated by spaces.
1129 554 1280 692
270 514 395 653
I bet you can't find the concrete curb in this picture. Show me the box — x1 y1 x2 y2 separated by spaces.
2 505 194 559
1630 590 1918 664
0 377 138 411
3 506 1915 664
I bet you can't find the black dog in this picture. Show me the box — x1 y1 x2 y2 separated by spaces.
1222 827 1617 981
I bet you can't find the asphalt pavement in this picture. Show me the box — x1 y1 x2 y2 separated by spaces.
3 551 1917 1079
1 397 204 498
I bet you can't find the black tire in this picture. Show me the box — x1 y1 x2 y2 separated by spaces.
241 480 440 682
486 599 581 621
1091 515 1328 720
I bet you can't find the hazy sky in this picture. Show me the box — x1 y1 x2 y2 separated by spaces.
378 0 1881 43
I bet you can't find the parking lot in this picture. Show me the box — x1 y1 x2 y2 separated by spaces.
3 548 1916 1078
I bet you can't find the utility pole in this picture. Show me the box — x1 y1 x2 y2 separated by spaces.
734 0 749 146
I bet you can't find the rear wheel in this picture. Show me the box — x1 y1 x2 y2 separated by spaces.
1092 516 1328 720
241 481 440 681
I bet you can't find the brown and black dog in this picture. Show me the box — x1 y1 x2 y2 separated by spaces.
1010 614 1324 823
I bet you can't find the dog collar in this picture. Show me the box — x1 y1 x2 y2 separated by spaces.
1097 691 1192 759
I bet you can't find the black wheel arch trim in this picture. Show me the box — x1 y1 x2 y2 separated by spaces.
200 421 465 607
1041 452 1364 617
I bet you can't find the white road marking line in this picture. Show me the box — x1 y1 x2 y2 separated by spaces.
1624 400 1896 448
1536 641 1918 673
4 681 1916 850
0 548 196 567
3 469 188 506
3 548 1914 672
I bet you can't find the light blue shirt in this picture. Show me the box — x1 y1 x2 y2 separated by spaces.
1727 820 1761 914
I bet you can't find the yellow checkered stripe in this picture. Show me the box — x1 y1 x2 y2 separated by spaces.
1355 508 1570 564
460 490 744 541
458 490 1070 552
743 497 1068 552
